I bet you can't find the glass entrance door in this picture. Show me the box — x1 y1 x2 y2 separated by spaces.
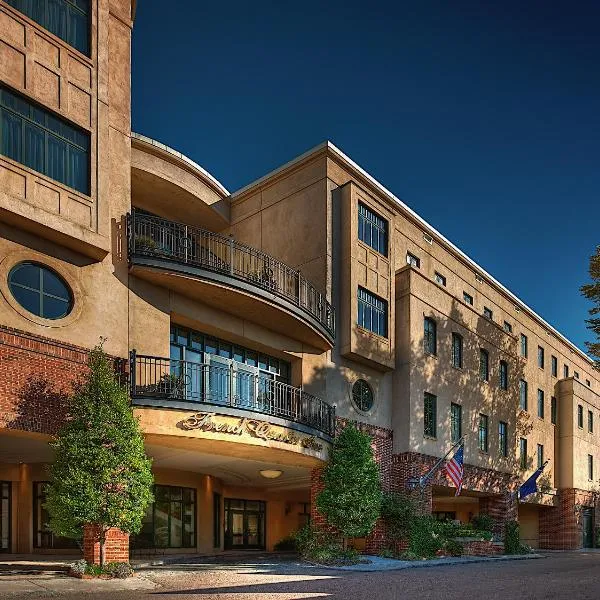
582 507 594 548
224 499 265 550
0 482 10 552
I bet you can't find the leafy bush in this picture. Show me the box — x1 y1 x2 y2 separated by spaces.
70 559 87 576
504 520 528 554
408 516 444 558
84 563 104 576
294 525 359 565
104 562 134 579
444 539 463 557
273 535 297 552
471 513 494 533
381 492 416 541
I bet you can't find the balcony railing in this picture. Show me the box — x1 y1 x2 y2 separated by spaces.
127 210 335 338
130 352 336 438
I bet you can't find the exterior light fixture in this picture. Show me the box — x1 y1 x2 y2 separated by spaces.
260 469 283 479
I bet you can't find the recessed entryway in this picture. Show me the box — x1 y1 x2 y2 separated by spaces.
224 499 266 550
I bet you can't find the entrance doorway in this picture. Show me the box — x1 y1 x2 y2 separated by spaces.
582 507 594 548
1 481 10 552
224 499 266 550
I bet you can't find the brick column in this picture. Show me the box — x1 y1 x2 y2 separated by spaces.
83 525 129 564
479 492 517 539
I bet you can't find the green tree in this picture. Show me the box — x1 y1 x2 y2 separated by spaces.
582 246 600 366
45 343 154 565
316 424 382 540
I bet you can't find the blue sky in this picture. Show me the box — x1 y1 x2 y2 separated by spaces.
131 0 600 353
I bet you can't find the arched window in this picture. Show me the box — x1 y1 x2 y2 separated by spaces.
352 380 374 412
8 262 73 319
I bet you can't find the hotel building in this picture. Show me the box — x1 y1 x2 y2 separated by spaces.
0 0 598 559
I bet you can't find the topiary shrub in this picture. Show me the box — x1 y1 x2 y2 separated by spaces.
504 520 522 554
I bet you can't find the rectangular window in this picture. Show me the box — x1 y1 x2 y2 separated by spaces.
213 492 221 548
521 334 528 358
578 405 584 428
463 291 473 305
479 348 489 382
33 482 78 549
0 481 10 552
499 360 508 390
575 371 580 380
520 438 528 470
451 333 463 368
520 379 528 411
5 0 90 56
551 396 557 425
538 346 545 369
434 272 446 287
358 202 388 256
537 389 544 419
504 321 513 334
589 454 594 481
587 379 591 387
589 410 594 434
478 414 489 452
483 307 493 320
0 85 90 194
424 317 437 355
424 392 437 438
406 252 420 268
537 444 544 469
451 403 462 443
564 364 569 378
357 287 388 337
499 421 508 457
551 355 558 377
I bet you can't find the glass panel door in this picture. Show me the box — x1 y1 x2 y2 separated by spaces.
0 482 11 552
205 353 231 405
234 361 258 409
231 512 244 547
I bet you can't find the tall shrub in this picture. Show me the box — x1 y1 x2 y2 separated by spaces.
45 344 154 565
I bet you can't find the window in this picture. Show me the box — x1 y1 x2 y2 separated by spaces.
434 272 446 287
589 455 594 481
537 444 544 469
551 356 558 377
478 414 489 452
520 438 528 470
451 333 463 368
537 389 544 419
479 348 489 382
521 334 528 358
406 252 420 268
451 403 462 443
578 405 584 428
423 233 434 245
498 421 508 457
358 203 387 256
504 321 512 334
0 86 90 194
499 360 508 390
463 291 473 305
33 482 78 549
424 317 437 355
352 379 374 412
519 379 528 411
357 287 388 337
8 262 73 319
213 493 221 548
483 306 493 320
5 0 90 56
551 396 557 425
575 371 580 380
586 379 591 387
538 346 545 369
589 410 594 434
424 393 437 438
136 485 196 548
564 364 569 378
0 482 10 552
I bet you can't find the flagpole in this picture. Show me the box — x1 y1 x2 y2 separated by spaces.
417 435 466 489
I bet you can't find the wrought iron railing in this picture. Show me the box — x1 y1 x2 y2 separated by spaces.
127 210 335 338
130 352 335 437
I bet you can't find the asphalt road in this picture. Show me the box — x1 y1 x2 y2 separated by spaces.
5 552 600 599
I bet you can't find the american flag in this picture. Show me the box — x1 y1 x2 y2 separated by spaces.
446 444 464 496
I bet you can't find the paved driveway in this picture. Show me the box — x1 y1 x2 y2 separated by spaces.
3 552 600 599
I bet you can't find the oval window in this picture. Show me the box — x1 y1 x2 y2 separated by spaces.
8 262 73 320
352 379 374 412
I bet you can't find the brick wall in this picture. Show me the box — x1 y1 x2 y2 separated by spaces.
83 525 130 564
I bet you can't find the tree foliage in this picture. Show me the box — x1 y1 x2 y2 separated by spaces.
582 246 600 367
45 344 154 561
316 424 382 538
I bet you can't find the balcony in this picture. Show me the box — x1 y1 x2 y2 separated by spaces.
127 210 335 348
130 352 335 439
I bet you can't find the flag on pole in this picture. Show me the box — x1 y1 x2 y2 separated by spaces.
446 444 464 496
518 461 548 500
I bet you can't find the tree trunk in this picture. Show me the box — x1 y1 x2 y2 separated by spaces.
100 527 107 567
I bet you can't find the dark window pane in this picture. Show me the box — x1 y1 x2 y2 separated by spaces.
24 122 45 173
10 263 40 289
42 268 70 300
1 111 22 162
47 134 66 184
42 295 70 319
10 285 40 315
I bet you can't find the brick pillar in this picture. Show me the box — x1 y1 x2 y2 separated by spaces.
83 525 129 564
479 493 517 539
391 453 434 515
539 489 590 550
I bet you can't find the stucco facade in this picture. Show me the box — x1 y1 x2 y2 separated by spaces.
0 0 598 559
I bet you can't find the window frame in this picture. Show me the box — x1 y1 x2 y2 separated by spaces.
564 364 569 378
537 444 544 470
479 348 489 382
589 454 594 481
451 332 463 368
551 396 557 425
406 252 420 268
357 286 388 337
483 306 493 320
352 379 374 413
434 271 447 287
478 413 489 453
521 334 528 358
519 379 528 411
498 421 508 457
499 360 508 390
503 321 513 334
424 317 437 356
463 291 473 305
519 437 528 470
578 405 584 429
538 346 545 369
358 202 388 256
537 389 544 420
589 410 594 434
450 402 462 444
551 355 558 377
424 392 437 438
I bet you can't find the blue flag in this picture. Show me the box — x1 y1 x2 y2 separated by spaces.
518 461 548 500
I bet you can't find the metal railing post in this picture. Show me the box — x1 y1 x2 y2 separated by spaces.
229 235 235 276
129 349 137 396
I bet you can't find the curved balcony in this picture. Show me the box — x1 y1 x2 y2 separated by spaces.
127 210 335 348
130 353 335 439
